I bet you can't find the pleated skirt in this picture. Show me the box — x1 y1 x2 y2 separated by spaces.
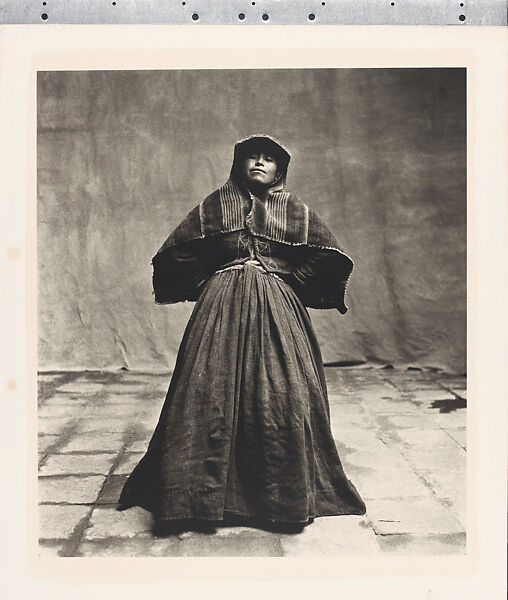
118 264 366 523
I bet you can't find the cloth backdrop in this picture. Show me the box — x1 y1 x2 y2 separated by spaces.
37 68 466 373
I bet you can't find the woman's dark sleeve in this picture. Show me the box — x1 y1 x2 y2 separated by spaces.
291 249 327 289
288 247 351 313
152 238 209 304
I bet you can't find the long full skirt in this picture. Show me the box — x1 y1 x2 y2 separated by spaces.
118 264 365 523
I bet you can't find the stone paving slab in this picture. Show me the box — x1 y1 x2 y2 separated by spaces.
349 465 431 500
38 405 77 418
363 397 423 415
376 532 466 555
102 394 153 404
38 373 65 382
114 452 144 475
280 515 380 556
178 532 283 557
443 499 466 529
81 404 143 418
328 395 368 414
39 504 91 539
386 380 451 392
38 540 65 556
418 469 466 502
85 506 153 539
404 389 457 402
438 375 467 386
380 414 441 429
102 384 152 394
129 406 161 420
355 387 402 402
42 395 90 406
335 429 408 462
57 382 106 394
76 418 133 433
38 418 72 434
97 475 128 504
38 434 60 453
367 497 464 535
434 410 468 429
135 414 160 431
39 475 106 503
214 524 278 538
398 445 465 472
59 433 126 453
330 412 376 430
39 453 117 476
125 438 149 453
77 536 180 557
333 427 384 449
343 444 409 471
445 427 467 450
394 427 463 449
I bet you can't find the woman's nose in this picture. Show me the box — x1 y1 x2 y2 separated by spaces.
255 157 264 165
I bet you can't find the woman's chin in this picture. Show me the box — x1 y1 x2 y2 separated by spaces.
247 176 266 185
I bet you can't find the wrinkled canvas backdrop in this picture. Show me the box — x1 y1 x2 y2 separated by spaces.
37 68 466 373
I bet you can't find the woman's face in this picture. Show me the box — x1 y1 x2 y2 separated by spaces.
241 151 280 188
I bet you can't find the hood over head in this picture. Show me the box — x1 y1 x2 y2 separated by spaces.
230 134 291 188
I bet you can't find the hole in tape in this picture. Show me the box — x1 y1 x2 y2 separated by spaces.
262 13 269 21
192 13 199 20
238 13 245 20
459 14 466 21
41 12 48 19
308 13 315 20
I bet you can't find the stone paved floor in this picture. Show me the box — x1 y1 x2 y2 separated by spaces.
37 366 466 557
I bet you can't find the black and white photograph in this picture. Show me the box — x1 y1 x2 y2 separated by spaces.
35 65 469 558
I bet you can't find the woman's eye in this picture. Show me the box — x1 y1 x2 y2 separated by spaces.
265 156 274 162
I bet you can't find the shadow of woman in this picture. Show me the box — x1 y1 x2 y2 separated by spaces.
151 512 314 537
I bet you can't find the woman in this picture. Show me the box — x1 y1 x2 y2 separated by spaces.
118 135 366 534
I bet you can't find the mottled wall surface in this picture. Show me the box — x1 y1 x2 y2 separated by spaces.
37 69 466 373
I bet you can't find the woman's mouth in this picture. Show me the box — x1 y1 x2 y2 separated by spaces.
250 168 266 175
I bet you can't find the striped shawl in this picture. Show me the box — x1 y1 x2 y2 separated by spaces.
153 179 353 311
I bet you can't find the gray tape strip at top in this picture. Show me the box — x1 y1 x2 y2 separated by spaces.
1 0 507 25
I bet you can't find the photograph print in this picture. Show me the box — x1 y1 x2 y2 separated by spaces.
37 67 466 557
